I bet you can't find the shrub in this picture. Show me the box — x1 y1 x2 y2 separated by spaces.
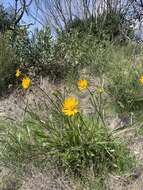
0 5 13 33
65 11 133 42
15 27 52 77
107 43 143 114
31 27 52 76
13 18 133 82
15 28 33 71
0 33 18 95
54 31 115 79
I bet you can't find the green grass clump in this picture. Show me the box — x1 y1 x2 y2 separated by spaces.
0 116 135 189
1 116 134 174
0 85 135 179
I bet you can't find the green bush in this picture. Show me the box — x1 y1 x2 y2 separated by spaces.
12 15 133 82
15 28 33 70
54 32 115 79
31 27 52 76
65 11 133 42
0 5 13 33
0 33 18 94
107 44 143 114
15 27 52 77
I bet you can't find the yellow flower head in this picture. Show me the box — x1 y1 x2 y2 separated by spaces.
77 79 88 91
15 69 21 77
97 87 104 94
62 96 78 116
139 75 143 84
22 76 31 89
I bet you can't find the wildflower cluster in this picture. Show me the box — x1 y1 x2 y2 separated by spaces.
62 78 105 126
15 69 31 89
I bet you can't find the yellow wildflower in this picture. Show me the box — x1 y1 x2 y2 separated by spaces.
77 79 88 91
97 87 104 93
139 75 143 84
62 96 78 116
15 69 21 77
22 76 31 89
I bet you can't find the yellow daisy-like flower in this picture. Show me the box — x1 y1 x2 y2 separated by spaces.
97 87 104 93
15 69 21 77
139 75 143 84
77 79 88 91
62 96 78 116
22 76 31 89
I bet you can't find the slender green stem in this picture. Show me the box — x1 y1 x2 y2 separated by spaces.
78 112 87 128
87 88 106 127
38 86 61 113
